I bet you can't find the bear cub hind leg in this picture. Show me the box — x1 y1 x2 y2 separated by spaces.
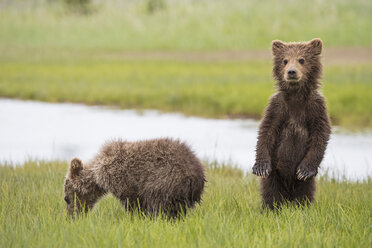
261 173 291 210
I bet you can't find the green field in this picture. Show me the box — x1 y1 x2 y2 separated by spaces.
1 0 372 129
1 1 371 247
1 0 371 50
1 59 371 128
0 160 371 247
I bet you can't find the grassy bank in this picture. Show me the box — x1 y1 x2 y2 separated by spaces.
0 160 371 247
1 0 371 129
0 59 371 128
0 0 371 50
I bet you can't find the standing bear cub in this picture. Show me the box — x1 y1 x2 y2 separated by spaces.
64 138 205 218
252 39 331 209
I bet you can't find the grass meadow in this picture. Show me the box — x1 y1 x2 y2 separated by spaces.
1 0 371 50
1 59 371 128
1 1 371 247
0 161 371 247
1 0 372 129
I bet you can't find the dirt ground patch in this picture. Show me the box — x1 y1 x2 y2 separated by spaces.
120 47 372 64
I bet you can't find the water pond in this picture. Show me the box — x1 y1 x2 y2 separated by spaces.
0 99 371 181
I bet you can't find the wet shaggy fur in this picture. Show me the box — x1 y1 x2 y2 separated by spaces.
252 39 331 210
64 138 205 218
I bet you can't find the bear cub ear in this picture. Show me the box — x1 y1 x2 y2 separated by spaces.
272 40 286 56
308 38 322 55
69 158 83 178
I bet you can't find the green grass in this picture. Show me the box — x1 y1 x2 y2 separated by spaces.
0 0 371 51
0 59 371 128
0 0 371 129
0 160 371 247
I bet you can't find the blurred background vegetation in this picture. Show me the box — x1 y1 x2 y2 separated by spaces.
0 0 371 128
1 0 371 50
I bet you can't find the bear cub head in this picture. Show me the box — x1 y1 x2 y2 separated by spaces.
64 158 97 216
272 38 323 91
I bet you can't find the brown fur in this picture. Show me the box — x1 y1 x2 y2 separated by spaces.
252 39 331 210
64 138 205 218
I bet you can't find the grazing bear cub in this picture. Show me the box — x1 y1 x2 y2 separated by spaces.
252 39 331 210
64 138 205 218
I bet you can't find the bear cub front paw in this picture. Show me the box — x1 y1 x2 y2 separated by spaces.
296 164 317 181
252 160 272 177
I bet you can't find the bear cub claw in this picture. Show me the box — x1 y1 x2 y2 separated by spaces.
296 164 317 181
252 160 272 177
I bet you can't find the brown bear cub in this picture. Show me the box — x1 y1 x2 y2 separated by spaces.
252 39 331 210
64 138 205 218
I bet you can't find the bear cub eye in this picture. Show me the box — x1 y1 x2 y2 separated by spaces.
64 196 70 204
299 58 305 64
283 59 288 65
